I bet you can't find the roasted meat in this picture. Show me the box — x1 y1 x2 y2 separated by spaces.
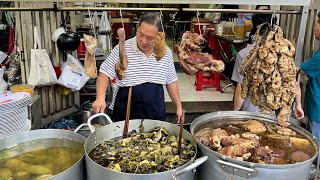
115 28 128 80
175 31 224 75
153 32 167 61
84 34 98 78
240 24 297 127
241 120 266 134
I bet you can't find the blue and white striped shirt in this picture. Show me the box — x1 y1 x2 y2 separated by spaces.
100 37 178 87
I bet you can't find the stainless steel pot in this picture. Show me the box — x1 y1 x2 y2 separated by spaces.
85 114 208 180
190 111 319 180
0 129 86 180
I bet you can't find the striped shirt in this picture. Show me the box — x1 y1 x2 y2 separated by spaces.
100 36 178 110
100 36 178 87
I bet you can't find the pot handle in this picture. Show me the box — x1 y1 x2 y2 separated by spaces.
87 113 113 133
73 123 88 133
216 159 257 178
171 156 208 180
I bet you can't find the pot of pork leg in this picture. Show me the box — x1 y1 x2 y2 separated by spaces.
190 111 318 180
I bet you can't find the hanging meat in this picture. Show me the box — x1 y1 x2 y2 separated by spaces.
240 24 297 127
115 28 128 80
153 32 167 61
175 31 225 75
84 34 98 78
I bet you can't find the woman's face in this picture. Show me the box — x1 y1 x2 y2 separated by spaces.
314 16 320 40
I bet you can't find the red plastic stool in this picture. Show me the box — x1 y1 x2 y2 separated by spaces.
195 72 221 91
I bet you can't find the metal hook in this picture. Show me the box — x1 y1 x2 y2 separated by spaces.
119 8 125 29
88 8 96 37
196 9 201 36
271 9 276 26
160 10 164 32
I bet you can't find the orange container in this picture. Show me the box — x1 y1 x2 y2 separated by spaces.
11 84 35 95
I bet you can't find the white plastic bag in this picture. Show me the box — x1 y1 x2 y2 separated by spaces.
28 26 58 86
98 11 112 34
57 54 89 91
0 69 7 94
93 11 100 28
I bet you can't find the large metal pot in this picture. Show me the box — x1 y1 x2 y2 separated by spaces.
190 111 319 180
0 129 86 180
85 114 208 180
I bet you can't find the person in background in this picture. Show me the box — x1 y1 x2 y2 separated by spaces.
231 12 304 120
300 11 320 140
256 5 270 11
92 12 183 123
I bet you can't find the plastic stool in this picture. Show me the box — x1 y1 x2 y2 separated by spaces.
195 72 221 91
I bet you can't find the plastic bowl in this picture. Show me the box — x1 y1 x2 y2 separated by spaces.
10 84 35 95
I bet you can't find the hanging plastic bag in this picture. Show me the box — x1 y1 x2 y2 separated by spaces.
28 26 58 86
57 54 90 91
0 69 7 94
98 11 112 35
93 11 100 28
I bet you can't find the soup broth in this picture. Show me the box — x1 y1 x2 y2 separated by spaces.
0 138 84 180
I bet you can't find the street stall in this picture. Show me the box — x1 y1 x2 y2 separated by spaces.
0 0 319 179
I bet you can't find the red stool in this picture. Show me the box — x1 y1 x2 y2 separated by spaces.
195 71 221 91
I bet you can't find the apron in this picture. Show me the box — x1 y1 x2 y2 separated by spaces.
113 82 166 122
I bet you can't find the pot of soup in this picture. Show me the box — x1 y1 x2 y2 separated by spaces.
0 129 86 180
84 114 208 180
190 111 319 180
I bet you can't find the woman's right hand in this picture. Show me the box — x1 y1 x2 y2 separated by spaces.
92 98 106 113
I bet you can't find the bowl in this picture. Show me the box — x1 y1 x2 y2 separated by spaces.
10 84 35 95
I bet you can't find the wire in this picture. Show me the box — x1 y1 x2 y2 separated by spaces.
120 7 124 29
196 9 201 36
88 8 96 38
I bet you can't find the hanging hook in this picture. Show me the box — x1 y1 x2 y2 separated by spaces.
196 9 201 36
119 8 125 29
88 8 96 37
271 9 276 26
160 10 164 32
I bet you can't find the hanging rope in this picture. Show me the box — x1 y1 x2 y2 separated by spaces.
196 9 201 36
160 10 164 32
120 7 124 29
88 8 96 38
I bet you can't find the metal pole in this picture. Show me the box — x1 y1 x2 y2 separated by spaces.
184 8 302 14
295 5 310 65
0 7 301 14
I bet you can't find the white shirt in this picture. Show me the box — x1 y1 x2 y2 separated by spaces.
100 37 178 87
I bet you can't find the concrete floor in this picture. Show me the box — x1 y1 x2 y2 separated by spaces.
164 39 234 122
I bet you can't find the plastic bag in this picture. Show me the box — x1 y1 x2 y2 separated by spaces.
57 54 89 91
98 11 112 35
28 26 58 86
93 11 100 28
0 69 7 94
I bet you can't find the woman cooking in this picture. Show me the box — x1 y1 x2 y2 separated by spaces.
92 12 183 123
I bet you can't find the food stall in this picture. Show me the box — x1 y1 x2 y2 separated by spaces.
0 0 319 179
